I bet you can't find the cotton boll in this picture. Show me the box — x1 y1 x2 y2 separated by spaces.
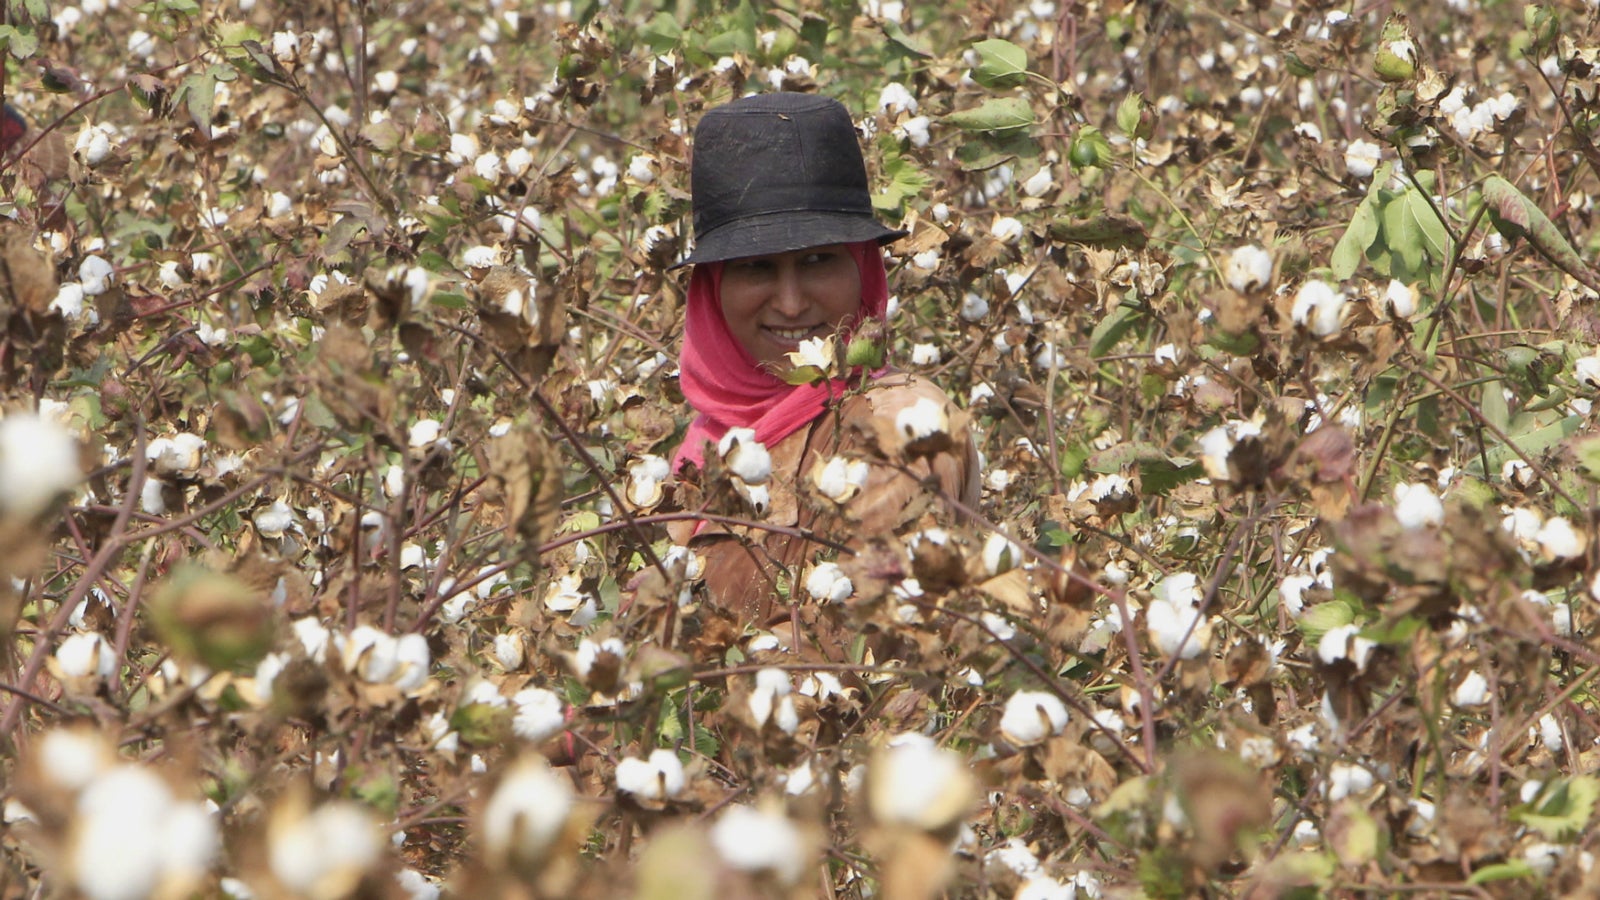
0 413 82 520
804 562 853 602
1344 139 1382 179
896 397 950 441
408 419 443 448
480 757 573 870
710 805 807 884
981 532 1021 575
910 343 941 365
1536 516 1584 560
749 668 798 734
991 215 1024 243
999 689 1069 746
614 748 686 800
878 82 919 116
1145 597 1212 659
56 631 116 680
1382 279 1419 317
718 427 773 484
1326 761 1374 801
72 767 174 900
1317 623 1375 671
1224 245 1273 292
866 735 974 831
1292 280 1346 336
1392 482 1444 530
1452 671 1489 707
511 687 566 742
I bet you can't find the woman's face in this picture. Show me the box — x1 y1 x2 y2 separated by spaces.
718 244 863 366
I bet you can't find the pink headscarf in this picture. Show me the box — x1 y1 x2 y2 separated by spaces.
673 241 889 471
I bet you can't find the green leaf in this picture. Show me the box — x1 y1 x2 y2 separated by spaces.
639 11 682 52
1467 861 1536 886
1381 193 1424 277
1512 776 1600 840
879 18 932 59
943 97 1036 133
1403 188 1449 261
1296 599 1356 641
1481 377 1510 432
970 38 1028 89
1484 175 1600 294
1115 92 1145 135
1047 214 1148 250
0 23 40 59
1090 302 1140 358
953 131 1039 171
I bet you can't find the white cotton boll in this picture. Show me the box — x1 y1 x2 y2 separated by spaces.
749 668 797 734
1452 671 1489 707
909 249 940 271
1383 279 1419 317
446 132 480 165
910 343 941 365
512 687 566 742
626 153 657 184
56 631 116 680
615 748 686 800
493 634 524 670
139 476 167 515
1279 574 1315 616
813 455 869 502
408 419 442 448
1317 623 1375 671
391 633 431 693
270 801 381 894
1392 482 1444 530
38 729 112 791
1536 516 1584 560
575 637 626 680
986 837 1040 875
999 690 1069 746
51 282 87 319
343 625 399 683
1016 877 1073 900
991 215 1025 243
1345 139 1382 179
804 562 853 603
157 261 186 290
985 468 1012 492
480 757 573 867
253 500 295 539
710 805 806 884
0 413 82 520
878 82 919 116
72 767 173 900
982 532 1020 575
1292 279 1346 336
1021 167 1054 198
1326 761 1374 801
893 115 931 147
293 617 331 663
1574 351 1600 389
75 124 114 167
960 292 989 321
79 255 115 295
1536 713 1563 753
1225 245 1273 293
1294 122 1323 142
461 245 501 269
1145 597 1212 660
867 734 973 831
147 432 205 476
896 397 950 441
505 146 535 178
473 152 503 181
718 427 773 484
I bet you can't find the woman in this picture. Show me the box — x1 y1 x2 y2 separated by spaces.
666 92 979 654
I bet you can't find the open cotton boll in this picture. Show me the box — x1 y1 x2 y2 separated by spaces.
1344 139 1382 179
480 757 574 869
718 427 772 484
710 805 807 884
804 562 853 602
749 668 798 734
0 413 82 521
1292 279 1346 337
1224 245 1273 293
614 748 686 800
408 419 443 448
1317 623 1375 672
812 454 870 502
982 532 1022 575
1452 670 1489 707
269 800 381 895
146 432 205 476
511 687 567 742
999 689 1070 746
866 734 974 831
1326 761 1374 801
896 397 950 441
1536 516 1585 561
1145 595 1212 660
56 631 117 680
1392 482 1444 530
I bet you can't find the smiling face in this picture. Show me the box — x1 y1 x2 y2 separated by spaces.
717 244 863 366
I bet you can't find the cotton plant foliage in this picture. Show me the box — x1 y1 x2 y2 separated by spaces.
2 0 1600 897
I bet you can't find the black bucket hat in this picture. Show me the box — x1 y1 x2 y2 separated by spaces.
672 92 908 269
